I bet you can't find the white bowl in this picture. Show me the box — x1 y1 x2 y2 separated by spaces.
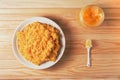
12 17 65 69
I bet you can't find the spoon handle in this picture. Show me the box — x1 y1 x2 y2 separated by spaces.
87 48 91 67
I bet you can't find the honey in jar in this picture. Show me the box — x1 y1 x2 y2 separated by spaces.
80 5 104 28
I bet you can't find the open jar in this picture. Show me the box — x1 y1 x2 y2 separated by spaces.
79 5 104 28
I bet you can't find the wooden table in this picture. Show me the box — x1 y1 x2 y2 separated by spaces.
0 0 120 79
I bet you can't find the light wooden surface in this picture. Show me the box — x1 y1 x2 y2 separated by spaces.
0 0 120 79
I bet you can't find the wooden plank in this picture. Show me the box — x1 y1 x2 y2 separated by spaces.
0 0 120 8
0 8 119 14
0 19 120 29
0 8 119 20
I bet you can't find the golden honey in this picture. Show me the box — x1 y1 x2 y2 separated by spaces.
80 5 104 27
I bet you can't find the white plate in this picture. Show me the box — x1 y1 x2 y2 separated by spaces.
12 17 65 69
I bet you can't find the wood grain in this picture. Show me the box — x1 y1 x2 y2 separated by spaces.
0 0 120 79
0 0 120 8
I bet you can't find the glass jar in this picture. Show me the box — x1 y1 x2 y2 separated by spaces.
79 5 104 28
